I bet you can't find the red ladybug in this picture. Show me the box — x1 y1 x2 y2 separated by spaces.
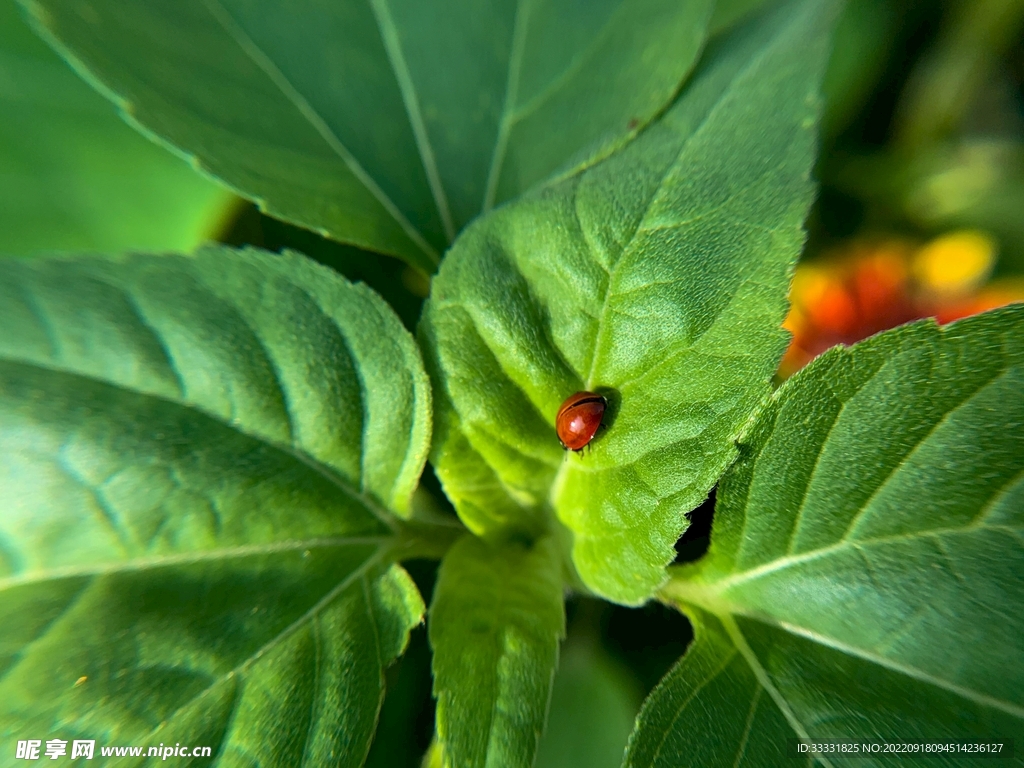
556 391 607 451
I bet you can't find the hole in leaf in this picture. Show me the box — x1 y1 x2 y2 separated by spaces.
601 599 693 697
673 486 715 565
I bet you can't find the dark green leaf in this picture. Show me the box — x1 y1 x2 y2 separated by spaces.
23 0 716 271
0 246 433 765
429 535 565 768
0 0 232 256
627 307 1024 766
421 0 839 604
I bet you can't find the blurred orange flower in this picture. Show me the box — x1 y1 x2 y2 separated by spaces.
780 230 1024 378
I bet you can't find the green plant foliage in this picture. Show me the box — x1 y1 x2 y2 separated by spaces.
707 0 770 35
0 246 431 515
820 0 898 139
627 306 1024 766
534 641 640 768
421 0 838 605
429 535 565 768
0 0 232 257
0 246 435 765
22 0 716 272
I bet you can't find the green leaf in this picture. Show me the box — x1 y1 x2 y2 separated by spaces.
627 306 1024 766
1 559 424 768
820 0 898 138
0 246 434 764
0 0 232 257
0 245 431 515
421 0 839 604
22 0 716 271
429 535 565 768
707 0 771 36
364 623 434 768
535 641 640 768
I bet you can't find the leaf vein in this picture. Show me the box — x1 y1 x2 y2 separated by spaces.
15 278 62 362
483 0 531 211
132 548 387 747
299 612 324 768
0 357 396 530
973 465 1024 525
54 453 134 557
732 685 762 768
647 644 739 767
715 523 1023 591
721 614 833 767
117 288 187 400
199 0 439 263
781 381 846 557
0 537 391 592
508 3 619 126
763 618 1024 719
368 0 454 242
839 366 1006 544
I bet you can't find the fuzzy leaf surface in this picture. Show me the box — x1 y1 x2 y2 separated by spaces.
421 0 838 604
627 307 1024 767
0 246 433 766
23 0 715 270
429 535 565 768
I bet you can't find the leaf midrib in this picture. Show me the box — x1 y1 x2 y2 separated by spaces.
127 550 388 754
368 0 455 242
582 10 801 389
708 521 1020 593
199 0 439 264
0 537 392 593
674 590 1024 722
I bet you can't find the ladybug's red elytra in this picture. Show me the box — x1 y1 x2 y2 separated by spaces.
556 391 607 451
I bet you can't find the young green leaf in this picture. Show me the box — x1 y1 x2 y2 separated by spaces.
23 0 715 271
627 306 1024 766
429 535 565 768
0 246 433 764
421 0 840 604
0 0 231 256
